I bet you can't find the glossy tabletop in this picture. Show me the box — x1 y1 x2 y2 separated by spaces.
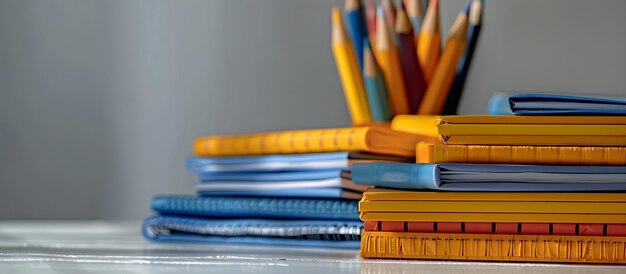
0 221 624 273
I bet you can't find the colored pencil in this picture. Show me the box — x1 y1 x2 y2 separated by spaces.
442 0 483 114
382 0 397 31
375 6 410 115
406 0 426 37
344 0 367 70
331 7 372 125
417 7 468 114
395 5 426 113
365 0 378 48
417 0 441 84
363 38 393 122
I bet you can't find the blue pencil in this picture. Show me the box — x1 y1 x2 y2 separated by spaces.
442 0 483 114
363 39 392 122
345 0 367 69
406 0 426 36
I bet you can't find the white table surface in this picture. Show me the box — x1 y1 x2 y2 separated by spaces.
1 221 625 273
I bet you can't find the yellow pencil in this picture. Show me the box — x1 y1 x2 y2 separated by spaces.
417 0 441 84
332 7 372 126
417 9 468 114
374 5 410 115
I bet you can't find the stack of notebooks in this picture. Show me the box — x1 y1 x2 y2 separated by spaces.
352 94 626 263
142 125 437 248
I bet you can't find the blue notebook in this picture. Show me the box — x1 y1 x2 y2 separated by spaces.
352 163 626 191
152 195 360 220
195 175 369 196
188 152 349 173
509 94 626 115
142 215 362 248
197 187 363 200
487 92 514 115
199 169 342 182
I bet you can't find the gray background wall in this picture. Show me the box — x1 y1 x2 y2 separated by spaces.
0 0 624 219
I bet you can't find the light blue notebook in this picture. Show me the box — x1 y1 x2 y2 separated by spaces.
487 92 514 115
151 195 359 220
197 187 363 200
195 176 368 195
199 169 342 182
352 163 626 191
142 215 362 248
188 152 349 173
509 94 626 115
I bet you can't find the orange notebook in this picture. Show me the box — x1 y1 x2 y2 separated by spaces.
193 127 440 157
416 143 626 165
361 231 626 263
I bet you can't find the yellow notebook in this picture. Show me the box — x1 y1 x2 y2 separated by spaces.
360 212 626 223
441 115 626 125
443 136 626 146
362 189 626 202
361 231 626 263
391 115 626 146
416 143 626 165
359 200 626 214
438 115 626 146
390 115 441 137
193 127 440 157
359 190 626 223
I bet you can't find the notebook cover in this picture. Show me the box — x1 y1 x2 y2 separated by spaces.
358 200 626 214
195 177 370 192
416 143 626 165
389 115 441 136
438 124 626 136
360 212 626 223
151 195 359 220
143 215 362 248
351 162 626 191
193 126 440 157
197 187 363 200
362 189 626 202
187 152 349 173
487 92 514 115
198 169 343 182
509 94 626 115
443 135 626 146
365 221 626 236
439 115 626 125
360 231 626 263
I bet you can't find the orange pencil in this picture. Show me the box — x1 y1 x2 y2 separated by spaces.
417 8 468 114
417 0 441 84
375 6 410 115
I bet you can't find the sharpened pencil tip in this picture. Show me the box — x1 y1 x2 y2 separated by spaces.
345 0 360 11
395 5 413 33
463 0 471 15
376 4 385 19
332 7 342 24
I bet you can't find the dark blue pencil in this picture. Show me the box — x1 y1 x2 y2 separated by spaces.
345 0 367 69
